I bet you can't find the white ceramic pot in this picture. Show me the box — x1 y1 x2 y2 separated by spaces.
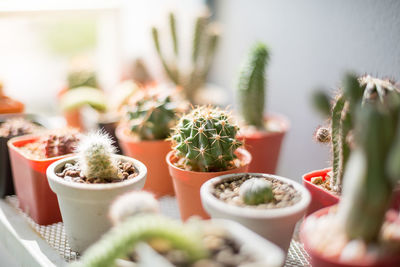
200 173 311 253
47 155 147 253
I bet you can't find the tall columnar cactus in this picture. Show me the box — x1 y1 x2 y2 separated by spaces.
313 74 400 193
76 131 120 180
337 92 400 243
151 11 220 103
171 106 242 172
126 87 184 140
238 42 270 129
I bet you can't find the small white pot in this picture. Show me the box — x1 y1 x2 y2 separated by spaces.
47 155 147 253
200 173 311 253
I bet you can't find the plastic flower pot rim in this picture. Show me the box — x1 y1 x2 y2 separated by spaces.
165 148 252 175
116 124 169 144
237 113 291 137
46 155 147 191
200 172 311 219
303 168 340 198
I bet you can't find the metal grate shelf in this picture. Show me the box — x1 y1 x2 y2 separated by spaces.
1 196 310 266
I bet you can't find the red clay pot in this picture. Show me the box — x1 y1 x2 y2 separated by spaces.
116 125 173 198
300 207 400 267
166 148 251 221
7 135 70 225
238 114 289 174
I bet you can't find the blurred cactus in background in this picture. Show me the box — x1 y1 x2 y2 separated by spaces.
170 106 242 172
151 10 220 103
312 74 400 193
239 178 274 205
238 42 270 129
42 129 81 158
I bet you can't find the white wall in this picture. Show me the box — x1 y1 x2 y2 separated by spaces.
209 0 400 181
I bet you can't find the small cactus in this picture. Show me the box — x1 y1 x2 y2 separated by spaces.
67 69 98 89
109 191 159 225
238 42 270 129
314 126 331 143
151 10 220 103
125 86 186 140
76 131 119 180
42 129 80 158
239 178 274 205
171 106 242 172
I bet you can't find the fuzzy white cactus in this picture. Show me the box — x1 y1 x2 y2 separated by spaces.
239 178 274 205
77 131 119 180
109 191 160 225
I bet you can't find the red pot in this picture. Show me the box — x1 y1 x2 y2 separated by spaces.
116 126 174 198
166 148 251 221
303 168 400 215
7 135 69 225
300 207 400 267
302 168 339 215
238 114 289 174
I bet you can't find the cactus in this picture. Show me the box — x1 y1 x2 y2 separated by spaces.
239 178 274 205
151 11 220 103
67 69 97 89
126 87 184 140
109 191 159 225
73 214 208 267
238 42 270 129
42 129 80 158
337 94 400 243
76 131 120 180
170 106 242 172
312 74 400 193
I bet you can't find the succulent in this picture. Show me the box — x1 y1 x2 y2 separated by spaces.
337 88 400 243
76 131 120 180
125 86 185 140
170 106 242 172
60 87 107 112
42 129 80 158
239 178 274 205
312 74 400 193
238 42 270 129
151 11 220 103
67 69 98 89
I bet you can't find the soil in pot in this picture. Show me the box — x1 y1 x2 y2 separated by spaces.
0 117 43 197
212 173 301 209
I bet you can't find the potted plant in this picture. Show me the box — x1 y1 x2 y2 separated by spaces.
300 83 400 267
304 74 400 214
236 42 289 174
73 191 285 267
116 85 187 198
7 129 80 225
152 11 227 106
46 131 147 253
0 81 24 114
200 173 310 253
0 115 44 198
166 106 251 220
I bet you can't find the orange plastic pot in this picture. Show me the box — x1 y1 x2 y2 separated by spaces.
7 135 70 225
63 109 83 130
238 114 289 174
166 148 251 221
116 126 173 198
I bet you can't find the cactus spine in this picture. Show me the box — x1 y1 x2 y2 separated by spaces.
313 74 400 193
171 106 242 172
77 131 119 180
239 178 274 205
151 11 220 103
238 42 270 129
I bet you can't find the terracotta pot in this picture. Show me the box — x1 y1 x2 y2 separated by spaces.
300 207 400 267
238 114 289 174
7 135 68 225
303 168 400 215
166 148 251 221
47 155 147 253
63 108 83 130
116 126 173 198
201 173 311 253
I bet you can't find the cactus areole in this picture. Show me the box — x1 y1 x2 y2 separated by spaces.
171 106 242 172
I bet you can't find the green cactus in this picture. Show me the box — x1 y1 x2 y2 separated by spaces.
151 11 220 103
312 74 400 193
76 131 119 180
238 42 270 129
67 70 98 89
73 214 208 267
239 178 274 205
171 106 242 172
